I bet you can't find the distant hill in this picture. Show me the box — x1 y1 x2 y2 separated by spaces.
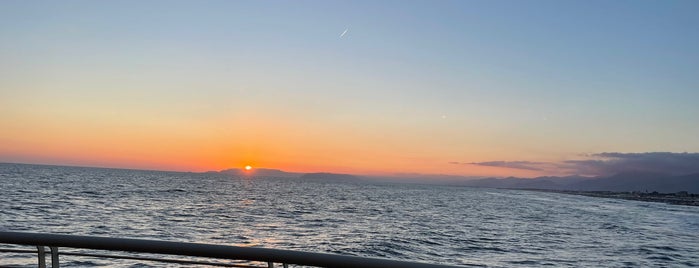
462 177 557 189
460 173 699 193
218 168 301 178
211 168 699 193
213 169 360 181
365 173 485 184
299 172 360 181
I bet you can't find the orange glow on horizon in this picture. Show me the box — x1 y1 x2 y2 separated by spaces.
0 108 558 177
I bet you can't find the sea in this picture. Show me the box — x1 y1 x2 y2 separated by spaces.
1 163 698 267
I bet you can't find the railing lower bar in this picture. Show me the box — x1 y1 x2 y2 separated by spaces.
0 231 462 268
56 252 264 268
0 248 38 254
0 248 265 268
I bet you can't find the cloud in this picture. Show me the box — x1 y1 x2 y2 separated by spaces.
457 152 699 177
463 161 550 171
563 152 699 176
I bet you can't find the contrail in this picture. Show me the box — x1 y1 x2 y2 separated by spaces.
340 28 348 38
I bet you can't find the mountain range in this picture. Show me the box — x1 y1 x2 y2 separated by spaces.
217 168 302 178
210 168 699 193
215 168 360 181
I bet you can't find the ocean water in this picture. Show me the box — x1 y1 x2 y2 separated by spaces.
1 163 698 267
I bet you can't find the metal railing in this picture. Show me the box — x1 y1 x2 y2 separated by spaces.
0 231 463 268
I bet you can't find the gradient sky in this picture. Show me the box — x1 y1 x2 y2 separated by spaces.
1 0 698 177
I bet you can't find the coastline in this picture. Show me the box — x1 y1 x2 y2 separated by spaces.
519 189 699 207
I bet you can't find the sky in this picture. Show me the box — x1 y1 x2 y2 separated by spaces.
1 0 698 177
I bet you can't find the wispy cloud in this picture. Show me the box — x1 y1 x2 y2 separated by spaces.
457 161 550 171
456 152 699 177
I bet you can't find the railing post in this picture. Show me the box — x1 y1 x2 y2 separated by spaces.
267 261 274 268
49 246 59 268
37 246 46 268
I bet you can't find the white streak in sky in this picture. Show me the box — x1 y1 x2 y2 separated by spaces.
340 28 348 38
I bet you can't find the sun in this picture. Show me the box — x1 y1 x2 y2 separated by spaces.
244 165 252 171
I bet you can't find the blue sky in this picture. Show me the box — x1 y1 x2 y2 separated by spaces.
1 0 698 175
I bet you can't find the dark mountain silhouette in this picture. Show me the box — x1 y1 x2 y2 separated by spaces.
218 168 301 178
460 177 556 189
214 169 361 181
212 168 699 193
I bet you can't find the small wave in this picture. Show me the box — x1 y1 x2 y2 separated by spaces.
64 260 107 266
649 245 678 252
648 255 675 261
509 260 539 265
457 245 510 253
163 189 187 193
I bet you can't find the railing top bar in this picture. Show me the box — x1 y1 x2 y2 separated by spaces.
0 231 463 268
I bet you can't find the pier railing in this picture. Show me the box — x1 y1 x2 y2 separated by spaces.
0 231 462 268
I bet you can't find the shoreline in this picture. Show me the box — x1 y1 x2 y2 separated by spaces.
518 189 699 206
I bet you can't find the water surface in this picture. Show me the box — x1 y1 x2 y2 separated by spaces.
1 163 698 267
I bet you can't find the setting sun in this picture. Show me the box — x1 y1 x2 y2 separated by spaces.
245 165 252 171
